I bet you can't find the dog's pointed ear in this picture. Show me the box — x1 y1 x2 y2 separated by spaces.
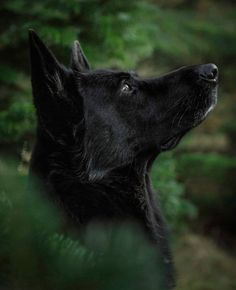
70 40 90 72
29 29 66 106
29 30 76 143
29 29 62 79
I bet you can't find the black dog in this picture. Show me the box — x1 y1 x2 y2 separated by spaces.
28 30 218 289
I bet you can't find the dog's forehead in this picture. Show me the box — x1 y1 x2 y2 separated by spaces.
88 69 139 79
78 69 132 88
81 70 140 89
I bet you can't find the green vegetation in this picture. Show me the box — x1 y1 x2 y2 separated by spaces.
151 153 197 230
177 153 236 181
0 161 165 290
175 234 236 290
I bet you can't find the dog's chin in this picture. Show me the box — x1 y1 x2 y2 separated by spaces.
193 91 217 127
160 131 187 151
203 94 217 119
160 92 217 152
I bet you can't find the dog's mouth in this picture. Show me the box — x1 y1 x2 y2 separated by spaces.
200 75 218 84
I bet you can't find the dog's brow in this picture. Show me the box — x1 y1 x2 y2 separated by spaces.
119 71 135 79
129 71 139 77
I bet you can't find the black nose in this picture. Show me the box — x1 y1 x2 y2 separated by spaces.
198 63 218 81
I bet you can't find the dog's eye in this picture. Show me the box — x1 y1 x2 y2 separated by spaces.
121 83 132 92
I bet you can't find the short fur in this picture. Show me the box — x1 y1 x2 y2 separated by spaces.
28 30 218 289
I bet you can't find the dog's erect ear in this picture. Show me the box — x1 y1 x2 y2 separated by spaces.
29 29 63 82
29 30 76 143
70 40 90 72
29 29 66 106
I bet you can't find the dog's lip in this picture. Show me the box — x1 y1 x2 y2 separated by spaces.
200 76 218 84
160 130 187 151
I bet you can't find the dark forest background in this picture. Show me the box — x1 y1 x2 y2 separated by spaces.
0 0 236 289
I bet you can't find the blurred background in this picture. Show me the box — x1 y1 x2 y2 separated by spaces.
0 1 235 289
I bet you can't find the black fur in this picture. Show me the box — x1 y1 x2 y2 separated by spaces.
28 30 218 289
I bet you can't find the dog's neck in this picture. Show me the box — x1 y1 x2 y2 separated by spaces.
30 131 163 240
29 130 163 233
30 131 158 232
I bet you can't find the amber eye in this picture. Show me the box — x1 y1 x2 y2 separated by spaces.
121 83 132 92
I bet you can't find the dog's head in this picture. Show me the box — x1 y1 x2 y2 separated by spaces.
29 31 218 180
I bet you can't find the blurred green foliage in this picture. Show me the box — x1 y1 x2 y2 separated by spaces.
177 153 236 181
175 234 236 290
176 152 236 242
0 160 165 290
151 153 197 230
